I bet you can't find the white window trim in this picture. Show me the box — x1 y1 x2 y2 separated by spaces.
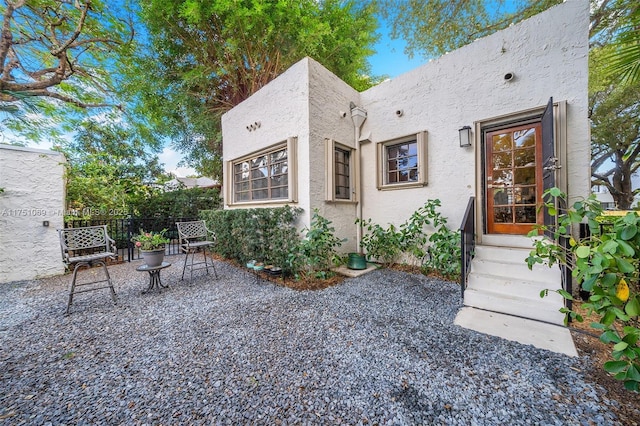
226 136 298 206
325 138 356 203
377 131 428 190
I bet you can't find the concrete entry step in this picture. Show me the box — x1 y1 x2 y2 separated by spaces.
454 306 578 357
333 263 379 278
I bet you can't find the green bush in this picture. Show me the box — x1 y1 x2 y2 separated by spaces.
132 187 221 218
288 209 345 279
357 200 461 280
201 206 302 273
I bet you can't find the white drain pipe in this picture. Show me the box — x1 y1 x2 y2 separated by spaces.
350 105 367 251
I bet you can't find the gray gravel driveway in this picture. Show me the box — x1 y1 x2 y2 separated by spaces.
0 257 624 425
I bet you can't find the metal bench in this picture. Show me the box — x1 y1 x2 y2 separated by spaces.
58 225 118 314
176 220 218 282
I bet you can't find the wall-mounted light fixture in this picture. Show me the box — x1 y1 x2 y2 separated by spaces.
459 126 472 148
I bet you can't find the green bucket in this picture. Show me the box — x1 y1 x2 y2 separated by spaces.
347 252 367 270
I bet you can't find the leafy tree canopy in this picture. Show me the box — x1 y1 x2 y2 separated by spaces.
0 0 136 141
128 0 380 177
378 0 562 59
60 118 169 219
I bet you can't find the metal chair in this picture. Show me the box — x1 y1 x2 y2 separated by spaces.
58 225 118 314
176 220 218 282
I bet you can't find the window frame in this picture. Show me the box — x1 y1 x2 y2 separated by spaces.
325 138 356 202
227 137 298 206
377 131 428 190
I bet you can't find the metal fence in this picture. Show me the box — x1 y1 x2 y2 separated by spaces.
64 217 198 262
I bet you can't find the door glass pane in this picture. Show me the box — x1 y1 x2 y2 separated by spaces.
514 186 536 204
494 207 512 223
515 206 536 223
515 148 535 167
514 167 535 185
492 188 510 206
493 152 511 169
514 128 536 147
492 133 512 152
492 169 513 186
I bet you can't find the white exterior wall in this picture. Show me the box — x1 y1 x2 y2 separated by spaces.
0 145 66 283
358 0 589 230
222 58 313 226
307 59 361 252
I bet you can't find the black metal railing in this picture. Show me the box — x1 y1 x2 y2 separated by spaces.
459 196 475 298
64 217 198 262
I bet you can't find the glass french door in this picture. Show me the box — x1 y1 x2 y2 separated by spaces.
485 123 543 235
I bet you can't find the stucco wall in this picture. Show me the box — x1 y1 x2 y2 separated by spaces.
358 0 589 230
0 145 66 283
222 58 312 226
307 59 361 252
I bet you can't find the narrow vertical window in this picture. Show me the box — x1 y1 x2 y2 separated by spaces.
325 139 355 202
334 147 350 200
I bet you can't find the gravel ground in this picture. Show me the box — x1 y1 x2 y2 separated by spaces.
0 257 623 425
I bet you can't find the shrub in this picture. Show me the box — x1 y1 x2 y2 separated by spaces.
357 200 461 280
528 187 640 391
201 206 302 273
288 209 345 279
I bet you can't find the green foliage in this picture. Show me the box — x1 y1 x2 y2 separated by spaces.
60 119 167 220
0 0 135 141
132 0 380 175
131 229 170 251
589 49 640 209
597 0 640 85
528 187 640 391
201 206 302 274
356 218 403 267
288 210 345 279
131 187 221 218
378 0 561 60
358 200 461 280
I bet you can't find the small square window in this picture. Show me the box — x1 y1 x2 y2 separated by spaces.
377 131 428 190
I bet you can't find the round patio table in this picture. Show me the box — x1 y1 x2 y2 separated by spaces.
136 262 171 294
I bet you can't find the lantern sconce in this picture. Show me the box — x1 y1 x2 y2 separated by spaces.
459 125 472 148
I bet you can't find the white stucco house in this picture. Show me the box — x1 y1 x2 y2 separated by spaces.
221 0 589 329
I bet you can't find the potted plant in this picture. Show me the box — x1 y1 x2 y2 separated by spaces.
131 229 170 267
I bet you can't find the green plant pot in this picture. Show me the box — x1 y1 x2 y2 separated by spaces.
347 252 367 270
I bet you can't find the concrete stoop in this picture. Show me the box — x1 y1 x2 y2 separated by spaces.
333 263 379 278
464 244 566 325
455 307 577 357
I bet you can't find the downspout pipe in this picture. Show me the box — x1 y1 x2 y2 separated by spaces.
350 106 367 251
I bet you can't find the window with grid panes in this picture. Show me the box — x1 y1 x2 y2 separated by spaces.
377 131 428 190
334 147 351 199
233 146 288 202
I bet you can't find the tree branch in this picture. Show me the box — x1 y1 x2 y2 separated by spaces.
3 88 120 109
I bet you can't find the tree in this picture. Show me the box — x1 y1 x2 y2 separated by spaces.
0 0 133 107
0 0 136 142
128 0 380 177
378 0 562 59
61 118 168 219
602 2 640 85
590 47 640 209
